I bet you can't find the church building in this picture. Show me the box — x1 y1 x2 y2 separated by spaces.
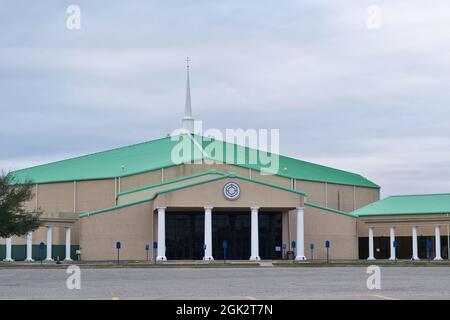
2 64 449 263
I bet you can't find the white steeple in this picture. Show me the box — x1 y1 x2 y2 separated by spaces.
182 57 195 133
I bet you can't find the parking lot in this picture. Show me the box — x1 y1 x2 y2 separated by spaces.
1 266 450 300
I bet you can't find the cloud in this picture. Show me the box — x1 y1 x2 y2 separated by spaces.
1 1 450 197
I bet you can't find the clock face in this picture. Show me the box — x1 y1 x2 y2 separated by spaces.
223 182 240 201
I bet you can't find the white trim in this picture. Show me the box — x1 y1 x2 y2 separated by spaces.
25 232 34 262
389 227 396 261
295 207 306 261
367 227 375 260
156 207 167 261
249 207 261 261
203 207 214 261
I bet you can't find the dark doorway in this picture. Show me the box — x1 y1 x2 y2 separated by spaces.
213 212 251 260
374 237 389 259
259 212 282 259
166 212 204 260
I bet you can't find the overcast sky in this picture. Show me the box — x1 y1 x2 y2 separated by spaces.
1 1 450 197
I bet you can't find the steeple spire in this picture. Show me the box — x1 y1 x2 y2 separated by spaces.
182 57 194 133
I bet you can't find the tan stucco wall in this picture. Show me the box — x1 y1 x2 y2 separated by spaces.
355 186 380 209
118 173 223 205
153 177 304 209
79 202 154 261
296 180 326 206
22 185 37 212
304 207 357 260
326 183 355 212
296 180 379 213
285 206 357 260
251 171 291 189
120 170 162 192
163 163 250 182
37 182 75 213
76 179 116 212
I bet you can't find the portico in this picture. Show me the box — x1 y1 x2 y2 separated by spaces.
364 223 449 261
354 194 450 261
154 205 304 261
144 172 306 261
2 214 78 262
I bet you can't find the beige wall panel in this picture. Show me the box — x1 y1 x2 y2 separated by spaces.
120 170 162 192
355 187 380 210
326 183 355 212
163 163 249 182
154 178 304 209
296 180 326 206
251 171 291 188
37 182 74 214
76 179 116 212
213 164 250 177
79 202 153 261
304 207 357 260
163 164 213 181
22 185 37 212
118 173 222 205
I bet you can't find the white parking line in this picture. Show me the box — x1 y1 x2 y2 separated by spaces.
372 294 399 300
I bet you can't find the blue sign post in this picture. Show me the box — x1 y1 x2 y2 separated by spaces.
39 242 45 265
310 243 315 262
426 239 432 262
116 241 121 264
145 243 150 261
222 240 228 264
153 241 157 264
325 240 330 264
393 240 398 263
291 241 297 262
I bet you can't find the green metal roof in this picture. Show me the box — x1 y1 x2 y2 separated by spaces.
352 193 450 217
10 134 379 188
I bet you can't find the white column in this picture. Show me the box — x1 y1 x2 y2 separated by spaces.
25 232 34 262
389 227 396 261
295 207 306 261
46 226 53 261
434 225 443 260
64 227 72 261
412 226 419 261
250 207 261 261
368 227 375 260
3 237 13 262
156 207 167 261
203 207 214 261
